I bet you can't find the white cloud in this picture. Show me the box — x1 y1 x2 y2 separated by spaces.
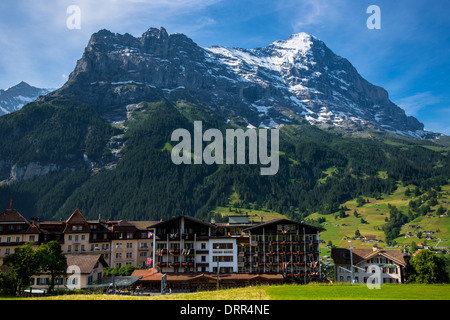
0 0 223 89
394 92 441 116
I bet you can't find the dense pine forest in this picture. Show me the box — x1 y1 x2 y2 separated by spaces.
0 99 449 223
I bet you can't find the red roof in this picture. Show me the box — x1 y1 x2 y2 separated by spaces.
131 269 284 282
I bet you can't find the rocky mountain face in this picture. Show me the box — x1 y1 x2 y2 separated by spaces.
41 27 433 138
0 81 53 116
1 28 448 221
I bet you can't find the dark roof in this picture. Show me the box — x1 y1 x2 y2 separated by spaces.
132 269 284 282
63 209 90 233
37 221 65 234
127 221 159 230
331 248 406 266
0 209 30 224
25 224 42 234
150 215 215 229
242 218 325 233
65 254 108 273
66 209 88 224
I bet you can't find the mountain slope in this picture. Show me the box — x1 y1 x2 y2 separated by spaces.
0 27 448 222
0 81 53 116
207 33 428 137
39 27 435 138
1 98 448 221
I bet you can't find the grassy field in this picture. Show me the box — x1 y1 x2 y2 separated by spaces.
211 189 288 223
211 176 449 256
309 183 450 263
3 283 449 300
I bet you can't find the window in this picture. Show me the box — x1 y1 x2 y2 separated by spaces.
126 252 132 259
116 253 122 259
37 278 50 285
81 235 85 241
72 225 82 231
116 243 122 249
127 242 133 249
213 256 233 262
140 242 148 249
6 237 11 243
213 243 233 249
29 235 35 242
201 243 206 250
68 235 72 241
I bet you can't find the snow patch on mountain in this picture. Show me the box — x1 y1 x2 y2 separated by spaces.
0 82 54 116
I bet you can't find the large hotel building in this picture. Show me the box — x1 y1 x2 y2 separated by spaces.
0 208 324 289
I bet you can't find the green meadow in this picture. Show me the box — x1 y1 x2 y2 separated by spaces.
4 283 449 300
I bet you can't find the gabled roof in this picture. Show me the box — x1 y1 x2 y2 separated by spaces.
65 254 108 274
63 210 90 233
66 209 89 224
331 248 406 266
25 224 42 234
150 215 215 229
362 249 406 266
0 209 30 224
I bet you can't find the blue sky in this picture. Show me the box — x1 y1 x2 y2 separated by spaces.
0 0 449 134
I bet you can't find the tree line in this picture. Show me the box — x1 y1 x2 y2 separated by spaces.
0 99 448 225
0 241 66 295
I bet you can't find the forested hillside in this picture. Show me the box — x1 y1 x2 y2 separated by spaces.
0 99 448 223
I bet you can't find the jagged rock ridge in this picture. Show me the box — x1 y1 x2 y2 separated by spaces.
40 27 434 138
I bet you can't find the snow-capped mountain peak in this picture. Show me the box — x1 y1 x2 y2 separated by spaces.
0 81 54 116
271 32 314 51
44 27 435 139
